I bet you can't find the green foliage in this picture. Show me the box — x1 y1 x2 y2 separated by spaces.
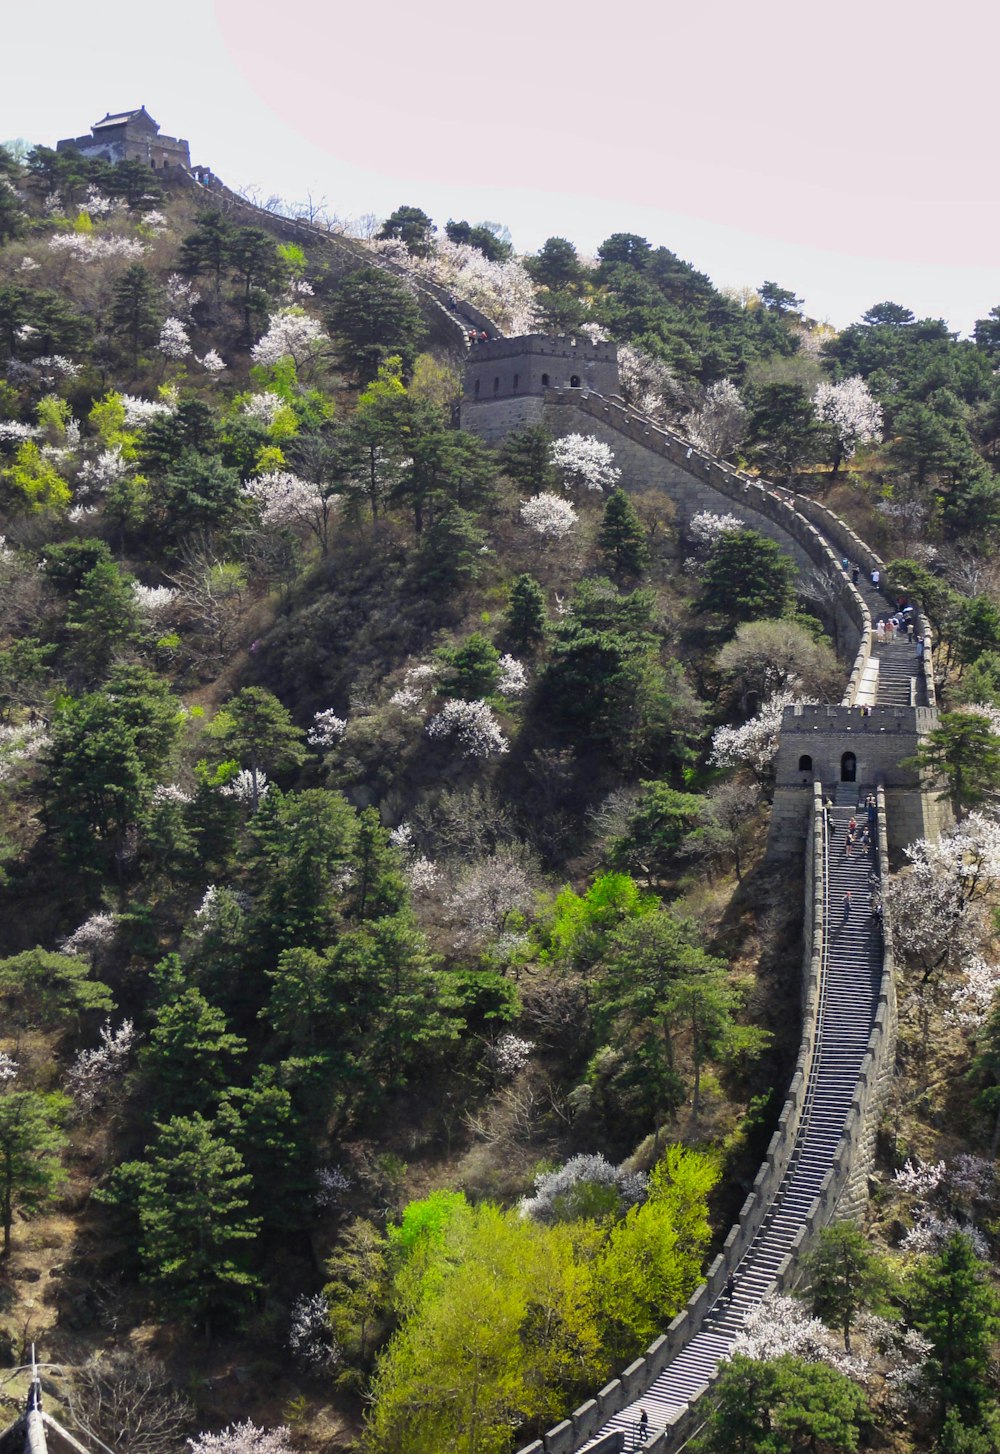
325 1218 392 1372
505 573 548 653
417 506 488 592
141 987 247 1119
607 780 705 882
0 948 114 1032
498 425 556 496
0 1091 68 1256
327 266 427 385
102 1113 260 1329
441 633 501 698
695 1354 867 1454
111 263 162 367
64 559 141 679
905 710 1000 817
377 205 435 258
2 441 70 512
910 1232 1000 1430
210 688 306 809
444 219 511 262
699 529 797 626
597 487 649 576
803 1221 891 1350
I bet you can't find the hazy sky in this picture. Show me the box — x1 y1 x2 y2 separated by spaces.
4 0 999 335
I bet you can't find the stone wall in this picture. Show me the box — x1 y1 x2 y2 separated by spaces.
461 336 620 413
516 788 827 1454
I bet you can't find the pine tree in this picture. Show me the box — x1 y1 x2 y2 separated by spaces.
0 1091 68 1256
141 987 247 1118
111 263 162 368
597 487 649 575
911 1231 1000 1430
211 688 307 810
103 1113 260 1332
498 425 555 495
803 1221 889 1351
505 574 547 653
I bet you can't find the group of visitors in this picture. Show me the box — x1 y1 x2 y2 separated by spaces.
876 607 916 645
467 329 492 345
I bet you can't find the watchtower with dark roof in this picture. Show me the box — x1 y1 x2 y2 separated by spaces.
56 108 191 171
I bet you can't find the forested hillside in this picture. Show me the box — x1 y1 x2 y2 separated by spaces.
3 143 1000 1454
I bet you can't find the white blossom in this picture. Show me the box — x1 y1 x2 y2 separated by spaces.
187 1422 292 1454
19 256 39 272
389 822 415 851
315 1164 352 1208
886 815 1000 982
550 433 621 494
617 343 684 422
0 421 39 444
48 232 146 262
152 782 192 806
0 1054 18 1085
199 349 226 373
140 209 167 231
497 654 528 696
710 692 812 775
119 394 174 428
243 471 336 534
0 721 51 784
519 492 578 540
221 767 269 803
426 699 508 758
250 308 327 367
521 1153 647 1223
78 446 129 491
166 273 201 317
406 856 441 893
814 376 883 460
67 504 98 523
390 663 438 709
945 954 1000 1028
82 186 113 217
689 510 745 548
157 316 192 360
132 583 178 619
34 355 80 380
893 1159 946 1197
732 1294 863 1378
685 380 748 458
446 852 536 946
946 1155 996 1203
289 1292 339 1371
241 392 286 427
66 1019 137 1111
490 1032 535 1076
60 911 117 957
372 237 538 334
289 278 315 297
900 1212 989 1259
307 709 347 747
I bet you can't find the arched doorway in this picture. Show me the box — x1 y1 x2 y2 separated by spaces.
798 754 813 774
840 752 857 783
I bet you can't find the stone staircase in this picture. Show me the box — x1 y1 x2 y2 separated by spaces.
588 799 882 1451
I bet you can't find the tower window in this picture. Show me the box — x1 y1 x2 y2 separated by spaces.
474 379 480 397
513 373 519 391
494 377 500 395
798 754 813 773
570 374 581 388
541 373 550 387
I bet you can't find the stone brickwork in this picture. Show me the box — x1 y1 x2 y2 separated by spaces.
57 107 190 171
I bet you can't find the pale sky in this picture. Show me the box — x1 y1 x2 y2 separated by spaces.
4 0 999 335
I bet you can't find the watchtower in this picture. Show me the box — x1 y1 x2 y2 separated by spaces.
460 333 619 445
56 107 191 172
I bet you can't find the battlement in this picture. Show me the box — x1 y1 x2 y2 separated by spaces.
460 333 620 432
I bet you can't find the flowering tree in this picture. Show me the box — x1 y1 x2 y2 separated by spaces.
496 654 528 696
550 433 621 494
519 492 578 540
250 308 327 370
289 1291 340 1372
710 691 804 777
157 317 192 361
446 851 538 947
617 343 683 422
426 699 508 758
489 1033 535 1077
814 376 883 473
66 1019 138 1112
307 709 347 747
60 912 116 958
684 380 748 458
520 1153 647 1223
242 471 340 555
188 1423 292 1454
688 510 745 551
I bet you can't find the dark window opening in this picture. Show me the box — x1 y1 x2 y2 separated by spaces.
541 373 549 387
798 754 813 774
474 379 480 397
513 373 519 391
570 374 581 387
493 376 500 395
840 752 857 783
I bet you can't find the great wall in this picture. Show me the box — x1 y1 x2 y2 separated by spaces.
180 179 939 1454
